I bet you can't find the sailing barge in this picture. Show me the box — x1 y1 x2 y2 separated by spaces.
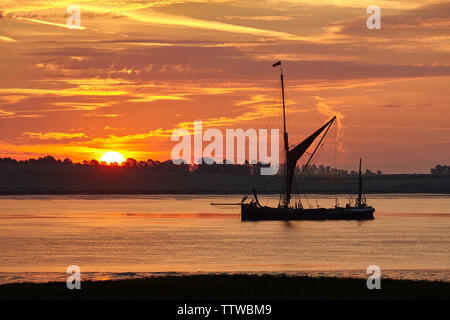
241 61 375 221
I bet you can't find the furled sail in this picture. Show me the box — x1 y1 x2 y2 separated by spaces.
284 116 336 205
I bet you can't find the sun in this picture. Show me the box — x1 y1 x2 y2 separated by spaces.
100 151 126 164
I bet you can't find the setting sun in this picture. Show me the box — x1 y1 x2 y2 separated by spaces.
100 151 126 164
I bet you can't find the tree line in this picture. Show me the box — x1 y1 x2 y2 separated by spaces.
0 156 448 176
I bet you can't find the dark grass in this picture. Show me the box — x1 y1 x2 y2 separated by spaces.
0 274 449 300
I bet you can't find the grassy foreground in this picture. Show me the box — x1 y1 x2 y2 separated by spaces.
0 274 449 300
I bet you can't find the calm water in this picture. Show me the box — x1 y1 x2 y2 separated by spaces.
0 194 449 284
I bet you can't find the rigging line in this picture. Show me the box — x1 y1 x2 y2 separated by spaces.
295 177 308 208
293 128 331 208
296 123 333 181
290 120 334 207
302 120 334 172
256 77 279 197
296 166 301 204
295 160 314 208
311 142 325 165
294 165 303 206
278 149 284 206
296 134 328 206
305 143 326 208
334 126 338 202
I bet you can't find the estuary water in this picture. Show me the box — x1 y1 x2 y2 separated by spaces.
0 194 449 283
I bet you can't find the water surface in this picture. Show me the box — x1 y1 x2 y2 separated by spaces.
0 194 448 283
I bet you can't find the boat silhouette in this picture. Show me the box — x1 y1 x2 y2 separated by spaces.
241 61 375 221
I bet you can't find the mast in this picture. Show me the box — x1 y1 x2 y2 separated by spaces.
357 158 362 206
273 61 289 206
281 69 288 152
280 68 290 206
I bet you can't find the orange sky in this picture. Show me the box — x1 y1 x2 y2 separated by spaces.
0 0 449 173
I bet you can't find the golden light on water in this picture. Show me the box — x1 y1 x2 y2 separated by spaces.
100 151 126 164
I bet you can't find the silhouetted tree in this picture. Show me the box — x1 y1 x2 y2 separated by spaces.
124 158 138 168
138 161 147 168
431 165 449 175
89 159 100 167
38 155 57 163
0 157 17 164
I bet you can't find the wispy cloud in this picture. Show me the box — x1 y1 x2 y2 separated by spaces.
315 96 345 152
0 35 17 42
16 17 86 30
22 131 88 140
127 10 308 41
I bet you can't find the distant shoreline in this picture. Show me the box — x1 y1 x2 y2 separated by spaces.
1 162 449 195
0 274 448 300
